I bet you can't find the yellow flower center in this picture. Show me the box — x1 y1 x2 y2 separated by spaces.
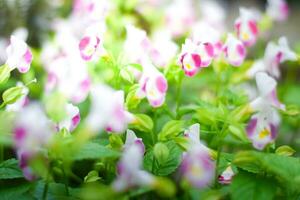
186 63 193 70
259 128 270 139
242 32 250 40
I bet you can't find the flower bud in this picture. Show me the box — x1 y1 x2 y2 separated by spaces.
2 86 23 105
0 64 11 84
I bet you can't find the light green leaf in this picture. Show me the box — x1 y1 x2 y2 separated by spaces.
0 64 11 84
129 114 153 132
2 86 23 105
84 170 101 183
125 84 141 110
275 145 296 157
158 120 184 141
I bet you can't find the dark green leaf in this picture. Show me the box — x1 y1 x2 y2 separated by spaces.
0 159 23 179
231 171 276 200
144 140 182 176
74 142 120 161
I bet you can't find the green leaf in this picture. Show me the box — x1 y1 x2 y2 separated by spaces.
84 170 101 183
125 84 141 110
228 124 249 143
0 181 33 200
73 142 120 161
129 114 153 132
280 105 300 116
144 141 182 176
275 145 296 157
0 159 24 179
0 64 11 84
233 151 300 195
44 91 67 122
158 120 184 141
231 170 276 200
153 142 169 165
194 107 218 126
34 181 81 200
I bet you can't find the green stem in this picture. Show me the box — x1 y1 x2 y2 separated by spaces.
61 166 69 196
214 145 222 188
163 105 175 119
175 76 183 119
0 145 3 163
42 181 49 200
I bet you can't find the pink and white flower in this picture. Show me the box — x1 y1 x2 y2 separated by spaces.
113 143 155 191
123 25 152 64
149 30 178 68
57 103 80 132
192 22 223 57
267 0 289 22
79 34 101 61
87 84 133 133
164 0 196 37
72 0 111 22
181 124 215 188
124 129 145 154
199 0 226 31
235 8 259 47
5 35 33 73
246 72 284 150
248 37 297 78
223 34 246 67
136 62 168 107
218 166 234 184
13 103 54 180
179 39 214 77
78 22 107 61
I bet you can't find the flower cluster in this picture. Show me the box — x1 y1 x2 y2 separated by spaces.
0 0 299 198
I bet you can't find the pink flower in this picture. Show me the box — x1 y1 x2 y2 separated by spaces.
199 0 226 31
87 84 133 133
235 8 259 47
136 62 168 107
13 103 54 180
79 35 101 61
72 0 111 21
179 39 214 77
246 72 284 150
223 34 246 67
192 22 223 57
113 143 155 191
57 103 80 132
164 0 196 37
5 35 33 73
181 124 215 188
78 22 107 61
218 166 234 184
248 37 297 78
123 25 152 64
149 30 178 68
42 46 91 104
124 130 145 154
267 0 289 22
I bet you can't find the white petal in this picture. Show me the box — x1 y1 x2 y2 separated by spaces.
255 72 277 97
